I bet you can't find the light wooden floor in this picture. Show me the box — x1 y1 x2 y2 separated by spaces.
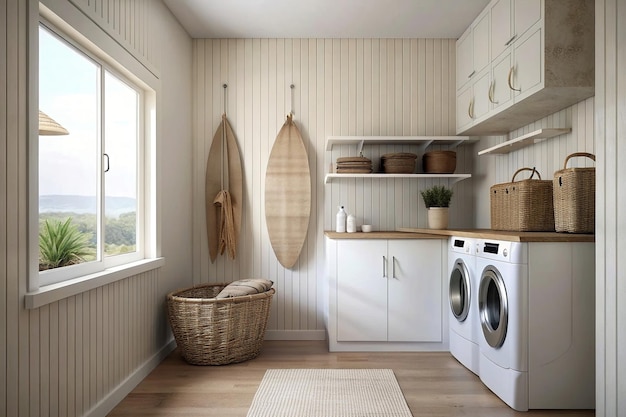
108 340 595 417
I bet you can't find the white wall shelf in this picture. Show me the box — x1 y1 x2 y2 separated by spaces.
324 173 471 184
325 135 470 152
326 135 472 184
478 128 572 156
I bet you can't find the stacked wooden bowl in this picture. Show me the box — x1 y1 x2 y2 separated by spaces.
336 156 372 174
381 153 417 174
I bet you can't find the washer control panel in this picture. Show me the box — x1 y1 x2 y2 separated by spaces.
476 239 527 264
450 236 476 255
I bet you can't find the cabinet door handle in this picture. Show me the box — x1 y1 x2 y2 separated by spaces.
488 81 497 104
468 99 474 119
504 34 517 46
467 70 475 79
392 256 397 279
382 256 387 278
507 67 521 92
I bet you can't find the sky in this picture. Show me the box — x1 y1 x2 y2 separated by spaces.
39 25 138 201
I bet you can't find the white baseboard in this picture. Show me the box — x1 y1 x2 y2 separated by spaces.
85 338 177 417
265 330 326 340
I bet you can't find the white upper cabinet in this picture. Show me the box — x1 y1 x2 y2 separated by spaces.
457 71 491 133
457 0 594 135
455 8 491 132
491 0 541 61
456 29 473 90
512 27 542 102
514 0 542 41
490 0 512 60
490 50 514 112
456 10 490 91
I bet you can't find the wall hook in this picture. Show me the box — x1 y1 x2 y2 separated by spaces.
289 83 295 116
223 84 228 115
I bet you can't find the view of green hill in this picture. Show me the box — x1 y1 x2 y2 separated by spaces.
39 195 136 217
39 198 136 258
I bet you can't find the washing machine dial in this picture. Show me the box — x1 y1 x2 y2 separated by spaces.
503 248 508 257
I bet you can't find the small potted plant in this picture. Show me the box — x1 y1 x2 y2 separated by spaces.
420 185 453 229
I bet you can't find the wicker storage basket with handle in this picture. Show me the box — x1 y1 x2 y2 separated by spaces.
553 152 596 233
490 167 555 231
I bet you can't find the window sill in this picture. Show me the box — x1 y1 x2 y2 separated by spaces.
25 257 165 309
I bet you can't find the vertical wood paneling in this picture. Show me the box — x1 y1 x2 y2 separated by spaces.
617 3 626 411
69 0 155 73
0 0 8 412
29 273 161 417
192 38 464 335
596 0 626 415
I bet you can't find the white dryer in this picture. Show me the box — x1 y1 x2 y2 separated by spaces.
447 236 479 374
475 239 595 411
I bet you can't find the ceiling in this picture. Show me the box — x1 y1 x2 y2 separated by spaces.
163 0 490 39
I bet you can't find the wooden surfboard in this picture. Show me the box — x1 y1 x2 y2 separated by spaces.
265 114 311 269
205 115 243 263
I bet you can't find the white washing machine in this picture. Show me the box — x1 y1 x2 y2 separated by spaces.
447 236 480 374
476 239 595 411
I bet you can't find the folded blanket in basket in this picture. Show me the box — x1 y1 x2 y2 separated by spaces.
216 279 274 299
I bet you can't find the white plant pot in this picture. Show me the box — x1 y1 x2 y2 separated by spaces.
427 207 449 229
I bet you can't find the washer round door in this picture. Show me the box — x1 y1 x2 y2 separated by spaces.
479 267 508 348
449 259 471 322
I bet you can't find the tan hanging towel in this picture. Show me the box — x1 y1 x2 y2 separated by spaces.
265 113 311 269
205 114 243 262
213 189 236 259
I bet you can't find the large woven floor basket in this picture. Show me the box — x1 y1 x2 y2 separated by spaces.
167 283 275 365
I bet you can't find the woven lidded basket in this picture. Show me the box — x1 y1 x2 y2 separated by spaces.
381 153 417 174
423 151 456 174
490 167 555 231
167 283 275 365
553 152 596 233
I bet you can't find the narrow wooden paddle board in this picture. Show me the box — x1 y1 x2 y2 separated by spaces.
265 115 311 268
205 116 243 263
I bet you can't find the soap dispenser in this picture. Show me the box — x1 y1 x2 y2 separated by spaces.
336 206 347 233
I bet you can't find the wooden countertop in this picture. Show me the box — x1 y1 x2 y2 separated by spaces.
396 228 595 242
324 231 448 240
325 229 595 242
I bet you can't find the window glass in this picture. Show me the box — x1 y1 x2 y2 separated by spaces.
38 23 142 282
104 71 138 257
39 26 100 270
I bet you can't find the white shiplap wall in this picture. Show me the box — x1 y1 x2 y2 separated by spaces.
595 0 626 415
1 1 193 416
68 0 157 75
192 38 474 338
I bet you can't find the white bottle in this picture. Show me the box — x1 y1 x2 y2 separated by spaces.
347 214 356 233
336 206 347 233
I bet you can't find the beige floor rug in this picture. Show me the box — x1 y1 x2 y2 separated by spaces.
246 368 413 417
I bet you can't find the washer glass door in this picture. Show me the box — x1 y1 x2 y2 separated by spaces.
449 260 470 322
479 267 508 348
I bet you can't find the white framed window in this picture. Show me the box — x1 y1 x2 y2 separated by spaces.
34 19 154 289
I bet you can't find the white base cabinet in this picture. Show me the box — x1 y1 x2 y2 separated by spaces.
325 237 448 352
